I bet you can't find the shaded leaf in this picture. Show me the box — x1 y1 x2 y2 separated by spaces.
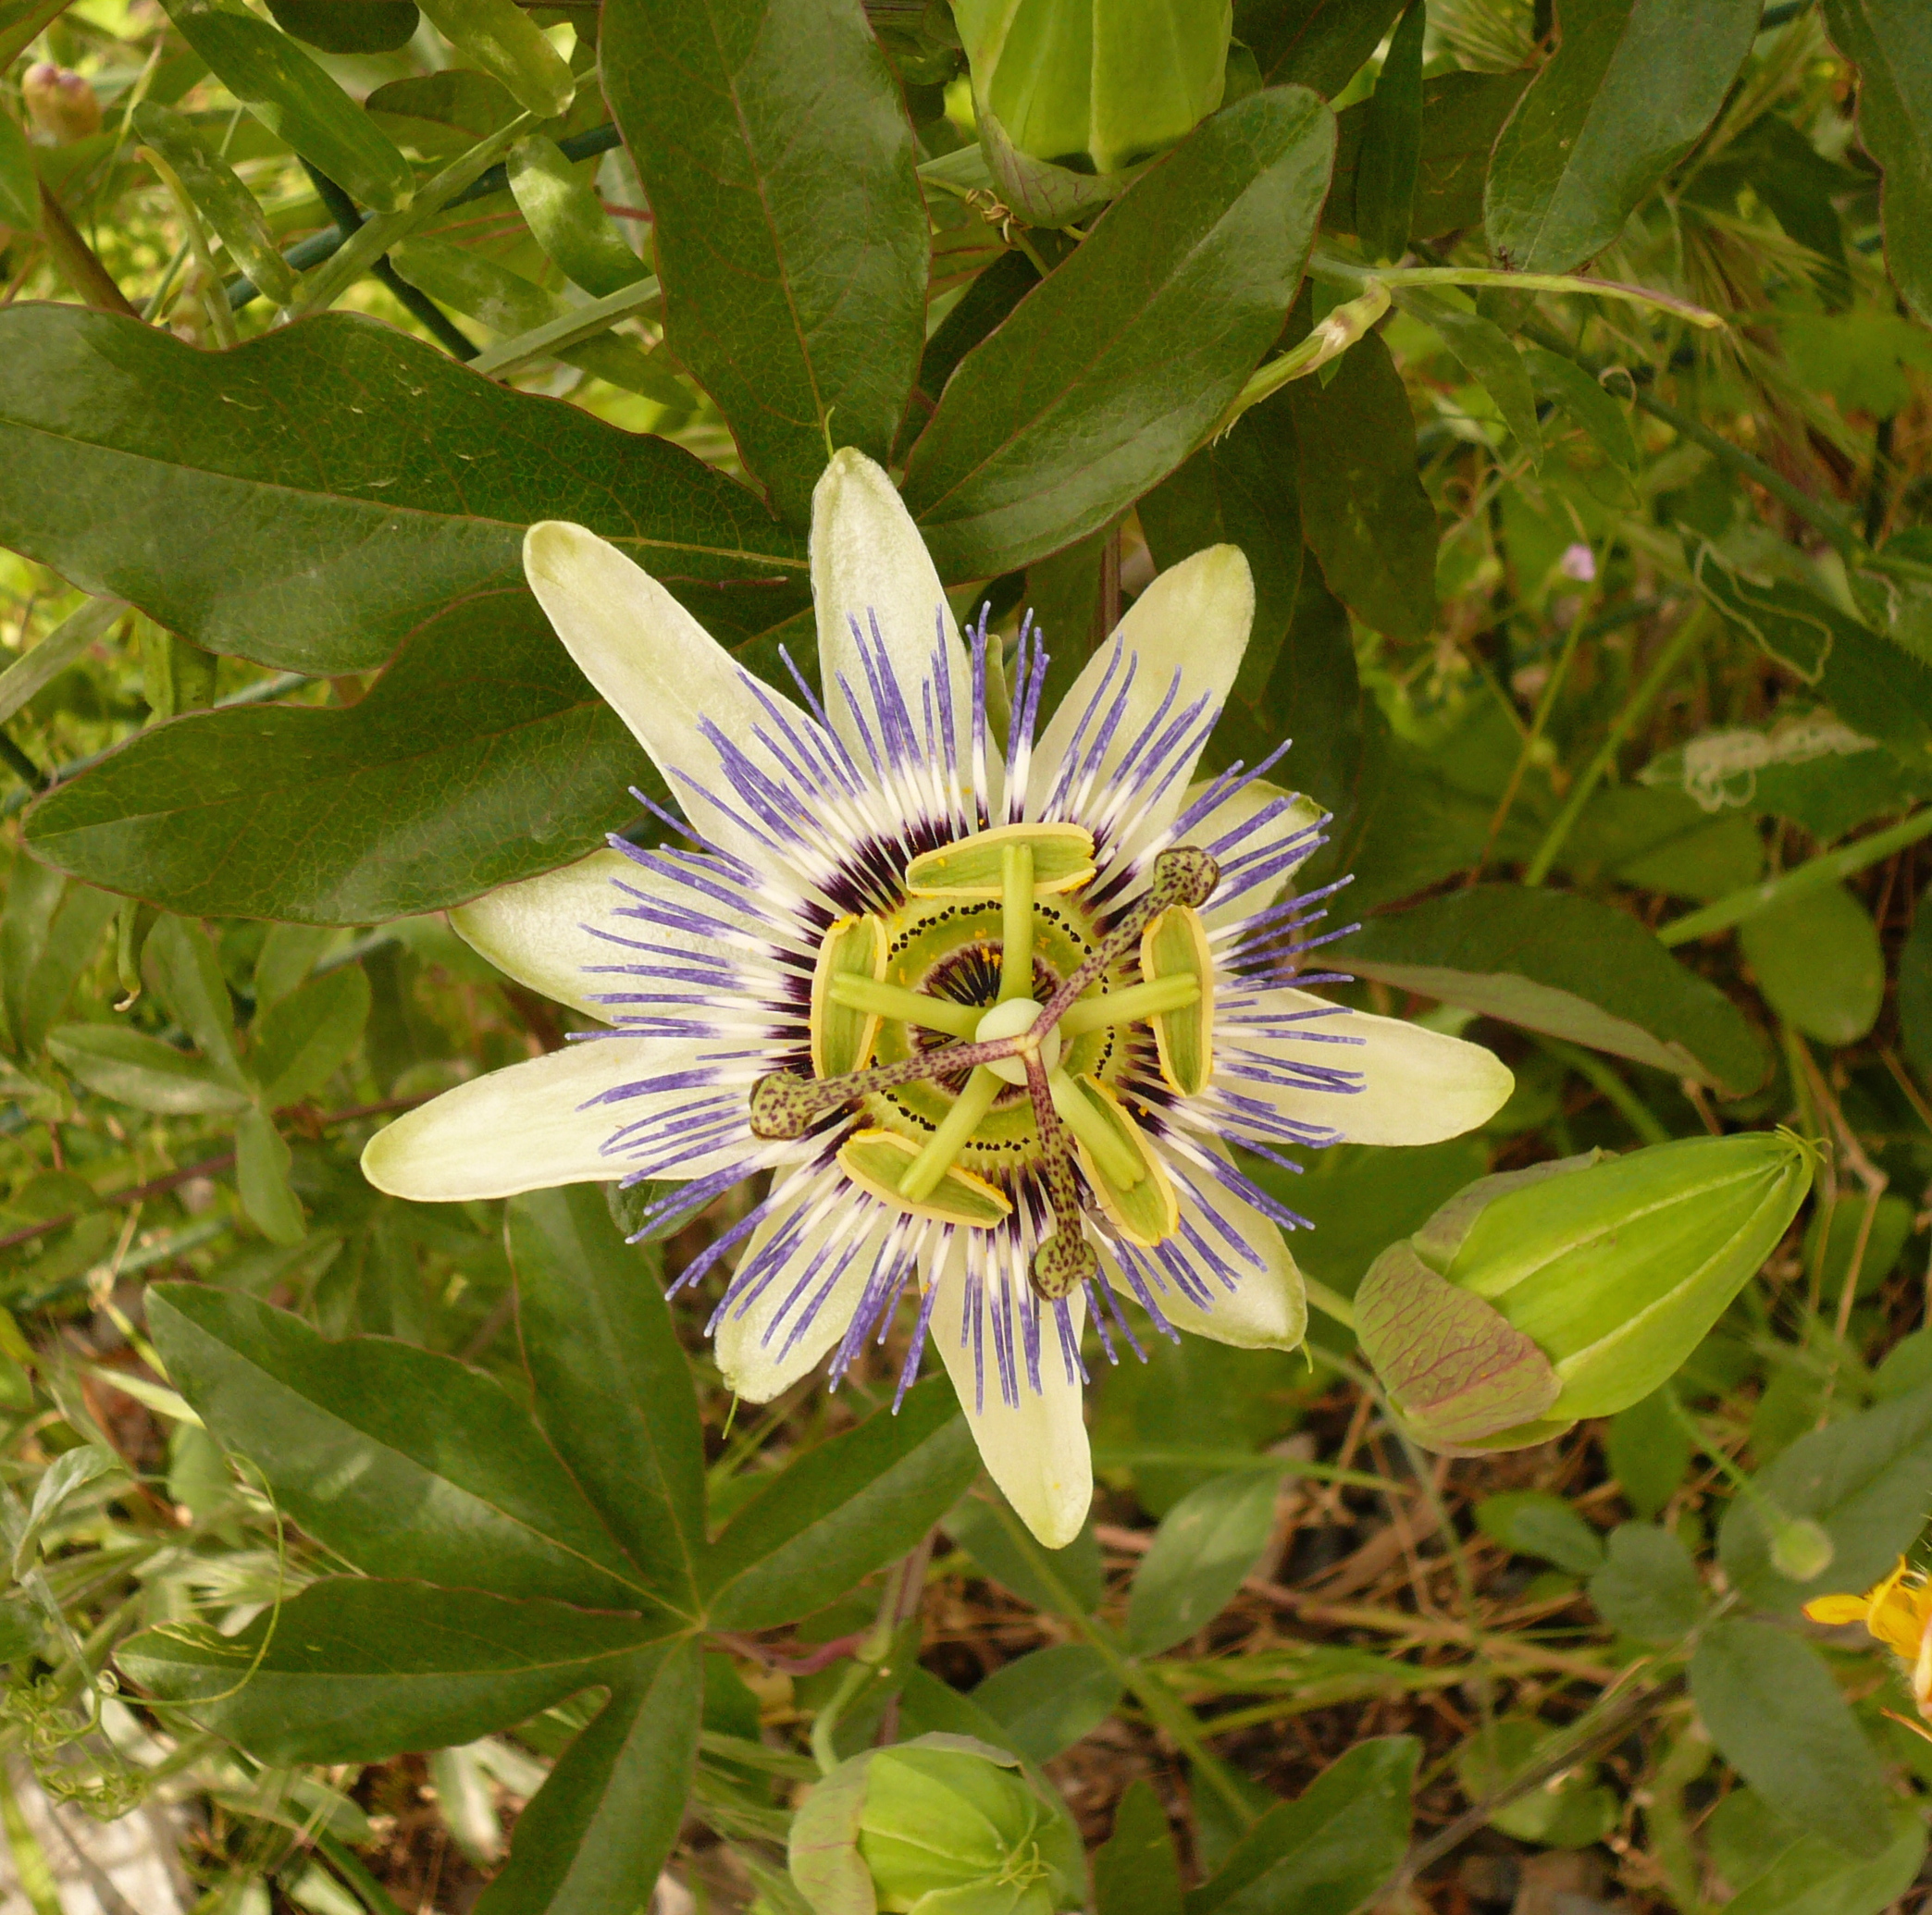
1740 884 1884 1048
414 0 573 121
1485 0 1758 273
1096 1778 1183 1915
118 1578 668 1765
131 102 296 305
705 1377 979 1631
1126 1471 1280 1656
944 1492 1106 1616
904 88 1334 581
1340 884 1766 1092
1186 1736 1418 1915
1588 1522 1705 1640
1353 0 1424 262
506 138 649 300
1821 0 1932 326
1726 1801 1927 1915
25 593 650 924
474 1640 700 1915
1474 1490 1604 1575
264 0 419 56
507 1188 706 1612
602 0 928 525
970 1644 1123 1764
1289 327 1437 640
46 1026 253 1116
147 1284 655 1611
1689 1619 1891 1854
143 914 243 1081
1329 71 1530 242
1522 345 1640 475
1396 288 1541 465
235 1107 304 1247
1241 0 1405 95
0 308 805 673
251 966 370 1109
0 105 38 233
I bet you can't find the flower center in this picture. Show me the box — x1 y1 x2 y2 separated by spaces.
749 828 1220 1299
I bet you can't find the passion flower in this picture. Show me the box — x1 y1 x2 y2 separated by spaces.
363 449 1511 1544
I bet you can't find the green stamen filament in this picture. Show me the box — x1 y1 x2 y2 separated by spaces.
1048 1069 1145 1189
828 974 979 1038
898 1066 1003 1202
1056 974 1199 1036
999 842 1034 999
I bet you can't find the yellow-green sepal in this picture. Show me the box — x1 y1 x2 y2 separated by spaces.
1057 1075 1176 1247
837 1129 1013 1228
904 822 1096 899
1141 903 1214 1095
811 913 887 1079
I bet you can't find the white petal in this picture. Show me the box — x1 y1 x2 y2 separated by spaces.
925 1234 1091 1550
1106 1152 1307 1351
362 1039 697 1201
523 522 821 870
811 450 992 797
449 848 636 1019
714 1189 888 1403
450 846 787 1026
1218 989 1515 1145
1028 545 1254 855
1189 775 1328 929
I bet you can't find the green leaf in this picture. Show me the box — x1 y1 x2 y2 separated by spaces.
1718 1378 1932 1611
46 1026 253 1116
159 2 415 214
1096 1778 1183 1915
1186 1736 1418 1915
0 307 805 673
507 138 649 299
903 88 1334 581
365 70 520 157
235 1107 304 1247
474 1639 700 1915
1329 71 1530 242
264 0 420 56
1340 884 1765 1093
602 0 928 526
1688 1619 1892 1855
1821 0 1932 326
147 1284 655 1611
4 873 115 1059
131 103 296 305
118 1577 668 1765
1485 0 1759 273
1473 1490 1604 1575
1605 1388 1690 1520
1354 0 1424 263
1395 289 1541 467
1126 1470 1280 1656
1687 538 1846 684
1288 327 1437 640
970 1645 1123 1764
1740 884 1884 1048
1725 1801 1928 1915
251 966 370 1109
0 105 36 233
1242 0 1404 95
1454 1718 1619 1848
413 0 573 121
25 594 650 924
704 1377 980 1631
1522 346 1639 475
387 238 693 408
1588 1522 1705 1640
944 1493 1106 1616
1901 882 1932 1083
15 1446 122 1574
506 1188 707 1612
142 915 243 1081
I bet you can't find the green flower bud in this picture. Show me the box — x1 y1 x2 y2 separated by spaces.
22 63 102 143
789 1733 1085 1915
1357 1133 1813 1452
952 0 1232 225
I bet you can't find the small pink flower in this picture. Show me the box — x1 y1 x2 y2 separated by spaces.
1559 542 1597 583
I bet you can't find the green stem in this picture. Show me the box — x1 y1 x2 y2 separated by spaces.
1476 588 1593 872
313 1832 409 1915
1657 807 1932 945
1300 1276 1358 1330
291 112 540 316
1534 1035 1671 1144
1314 250 1724 326
899 1067 1001 1201
1522 605 1710 885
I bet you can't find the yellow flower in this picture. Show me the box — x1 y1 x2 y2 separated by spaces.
1805 1560 1932 1731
